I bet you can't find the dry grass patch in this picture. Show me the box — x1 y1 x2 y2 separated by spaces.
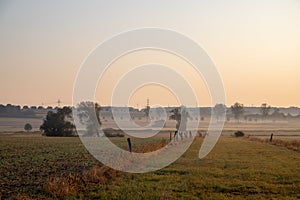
248 137 300 152
15 194 32 200
44 165 119 198
136 139 168 153
82 165 118 184
43 175 85 198
15 193 52 200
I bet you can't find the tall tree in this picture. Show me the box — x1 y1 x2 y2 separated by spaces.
76 102 101 136
231 102 244 122
40 106 76 137
213 104 226 122
170 106 189 132
260 103 271 119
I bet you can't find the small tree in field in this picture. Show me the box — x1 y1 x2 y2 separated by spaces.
24 123 32 132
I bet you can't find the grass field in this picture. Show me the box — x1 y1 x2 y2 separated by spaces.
1 132 299 199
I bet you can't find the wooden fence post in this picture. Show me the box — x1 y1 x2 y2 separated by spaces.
127 138 132 153
270 133 273 142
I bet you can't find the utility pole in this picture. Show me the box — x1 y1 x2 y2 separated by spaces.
146 98 150 121
147 98 149 108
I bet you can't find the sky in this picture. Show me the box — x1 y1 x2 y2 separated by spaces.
0 0 300 108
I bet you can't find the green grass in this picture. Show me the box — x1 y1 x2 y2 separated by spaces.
0 134 299 199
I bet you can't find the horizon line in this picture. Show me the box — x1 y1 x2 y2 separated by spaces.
1 102 300 109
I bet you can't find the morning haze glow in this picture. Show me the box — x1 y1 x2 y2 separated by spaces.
1 0 300 107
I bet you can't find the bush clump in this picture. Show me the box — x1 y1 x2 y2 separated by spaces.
234 131 245 137
103 128 125 137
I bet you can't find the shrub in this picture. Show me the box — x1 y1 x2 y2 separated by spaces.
234 131 245 137
103 128 125 137
24 123 32 132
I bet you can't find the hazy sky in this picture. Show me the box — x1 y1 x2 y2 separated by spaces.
1 0 300 107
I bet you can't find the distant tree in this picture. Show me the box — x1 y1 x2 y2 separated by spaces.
38 106 44 110
40 106 76 137
16 105 21 111
24 123 32 132
0 104 5 112
179 107 190 132
155 107 165 120
231 102 244 122
3 104 20 114
260 103 271 119
5 104 13 112
46 106 53 110
273 107 280 114
76 102 101 136
213 104 226 122
169 107 180 130
30 106 37 110
169 106 190 132
23 105 29 110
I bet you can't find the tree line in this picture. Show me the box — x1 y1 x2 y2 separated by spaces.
37 102 300 137
0 104 56 118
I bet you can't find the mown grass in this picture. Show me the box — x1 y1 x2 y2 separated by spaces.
0 134 300 199
96 137 299 200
